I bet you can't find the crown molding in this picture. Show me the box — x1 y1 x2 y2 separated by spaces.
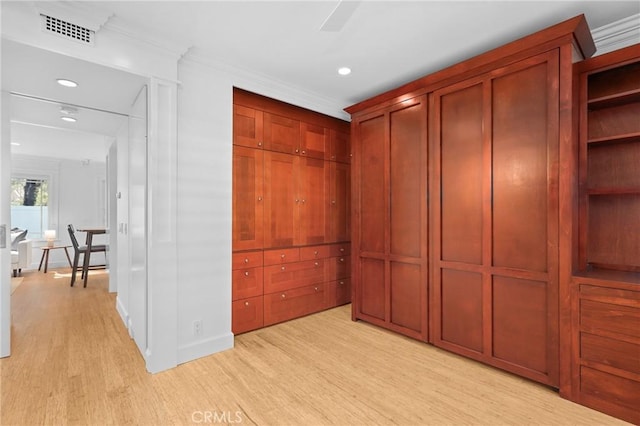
592 13 640 55
181 48 350 121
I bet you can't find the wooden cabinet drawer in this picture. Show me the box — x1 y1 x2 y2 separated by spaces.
329 243 350 257
580 299 640 339
581 366 640 420
581 333 640 375
264 247 300 265
326 255 351 281
264 283 327 326
326 278 352 308
232 296 264 334
264 259 325 293
300 245 330 260
232 267 264 301
232 251 263 269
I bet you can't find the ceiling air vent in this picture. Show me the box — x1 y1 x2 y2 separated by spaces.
41 14 94 45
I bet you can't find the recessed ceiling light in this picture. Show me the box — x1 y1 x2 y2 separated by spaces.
61 116 77 122
11 142 21 146
57 78 78 88
338 67 352 76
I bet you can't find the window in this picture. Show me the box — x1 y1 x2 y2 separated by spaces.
11 177 49 239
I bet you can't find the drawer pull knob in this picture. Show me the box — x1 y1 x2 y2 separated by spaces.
281 254 286 259
295 149 299 153
314 262 319 266
340 258 345 262
245 301 249 306
302 150 306 154
244 258 249 263
314 287 319 291
314 250 318 255
339 281 345 285
281 294 286 299
340 248 345 252
244 271 250 276
281 266 286 271
258 142 262 147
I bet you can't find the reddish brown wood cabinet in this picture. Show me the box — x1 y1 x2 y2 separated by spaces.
350 95 429 341
571 44 640 424
347 15 596 390
233 88 351 334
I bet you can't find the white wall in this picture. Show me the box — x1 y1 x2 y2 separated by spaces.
11 154 107 270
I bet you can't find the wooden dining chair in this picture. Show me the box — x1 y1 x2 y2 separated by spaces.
67 224 107 288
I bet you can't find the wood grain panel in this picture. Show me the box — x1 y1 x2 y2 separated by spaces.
233 105 263 148
581 366 640 416
360 258 385 320
390 262 422 332
493 276 548 373
264 152 299 248
587 102 640 140
330 128 351 163
232 251 263 270
263 259 325 294
580 299 640 339
390 103 424 258
301 122 328 159
232 147 264 251
232 267 264 301
581 333 640 375
299 245 330 261
587 141 640 189
440 84 483 264
587 194 640 270
492 63 548 272
359 115 386 254
263 247 300 265
587 62 640 99
331 162 351 243
441 269 483 352
232 296 264 334
263 113 300 154
299 157 329 245
263 283 327 326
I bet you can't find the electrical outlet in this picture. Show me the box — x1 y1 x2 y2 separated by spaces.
193 320 203 336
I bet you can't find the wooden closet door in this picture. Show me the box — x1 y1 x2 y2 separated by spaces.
232 146 264 251
330 161 350 243
233 105 264 149
353 96 428 340
264 113 300 154
431 51 559 386
298 157 330 245
264 152 299 248
301 123 328 159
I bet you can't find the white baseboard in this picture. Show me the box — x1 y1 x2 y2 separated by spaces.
116 296 130 334
177 333 234 365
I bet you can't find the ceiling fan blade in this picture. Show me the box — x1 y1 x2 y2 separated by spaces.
320 0 361 32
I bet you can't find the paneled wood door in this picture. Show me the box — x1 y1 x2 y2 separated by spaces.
301 122 328 159
431 51 560 386
298 157 330 245
264 151 299 248
353 95 428 340
233 105 264 149
264 113 300 154
330 161 350 243
232 146 264 251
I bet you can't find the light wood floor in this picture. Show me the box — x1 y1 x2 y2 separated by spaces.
1 269 628 425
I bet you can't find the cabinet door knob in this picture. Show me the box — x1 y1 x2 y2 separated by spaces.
339 281 345 285
340 248 345 252
340 258 345 262
244 271 250 276
258 142 262 147
245 301 249 306
314 250 318 256
281 293 286 299
314 262 319 266
332 200 336 205
301 150 306 154
314 287 319 292
331 155 336 159
301 199 306 204
295 149 299 153
257 196 263 201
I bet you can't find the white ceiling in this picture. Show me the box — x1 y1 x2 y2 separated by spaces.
2 1 639 161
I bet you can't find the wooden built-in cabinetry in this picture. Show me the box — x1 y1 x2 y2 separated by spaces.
571 44 640 425
347 15 595 389
232 88 351 334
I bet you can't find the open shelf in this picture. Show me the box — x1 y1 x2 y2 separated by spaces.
587 187 640 195
574 267 640 286
588 88 640 110
587 132 640 145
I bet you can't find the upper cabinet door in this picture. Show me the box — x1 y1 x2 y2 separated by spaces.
264 151 300 248
300 123 328 159
330 129 351 163
234 105 264 148
233 146 264 251
298 157 330 245
263 113 301 154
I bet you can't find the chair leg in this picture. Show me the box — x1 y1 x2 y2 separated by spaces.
83 251 91 288
71 253 80 287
